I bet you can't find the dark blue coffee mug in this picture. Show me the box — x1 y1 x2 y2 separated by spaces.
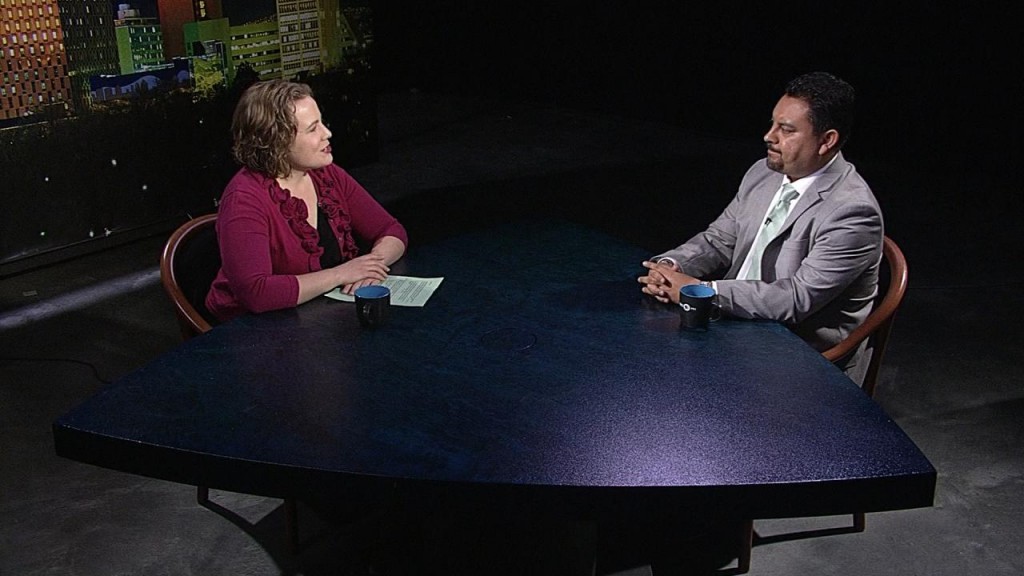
355 285 390 328
679 284 715 331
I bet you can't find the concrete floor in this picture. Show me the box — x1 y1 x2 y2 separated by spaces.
1 91 1022 575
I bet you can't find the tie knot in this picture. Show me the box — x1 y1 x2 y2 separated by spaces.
781 183 798 202
778 183 802 206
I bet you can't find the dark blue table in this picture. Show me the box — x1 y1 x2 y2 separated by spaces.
53 220 934 520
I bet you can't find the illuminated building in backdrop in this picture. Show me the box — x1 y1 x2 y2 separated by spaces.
58 0 119 112
156 0 222 59
0 0 72 122
114 3 164 74
277 0 321 78
229 17 281 80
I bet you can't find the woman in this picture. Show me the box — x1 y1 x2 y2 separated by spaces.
206 80 407 322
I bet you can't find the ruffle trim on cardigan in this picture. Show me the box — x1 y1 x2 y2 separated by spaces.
310 170 359 260
267 168 359 269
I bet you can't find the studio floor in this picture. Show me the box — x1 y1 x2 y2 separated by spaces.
1 91 1021 575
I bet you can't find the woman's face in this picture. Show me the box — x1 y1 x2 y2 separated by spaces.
285 96 333 174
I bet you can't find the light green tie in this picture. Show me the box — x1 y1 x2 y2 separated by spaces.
743 183 799 281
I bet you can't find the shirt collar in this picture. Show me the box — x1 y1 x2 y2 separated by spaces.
783 153 839 195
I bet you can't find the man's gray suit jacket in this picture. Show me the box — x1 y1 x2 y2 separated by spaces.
655 153 884 377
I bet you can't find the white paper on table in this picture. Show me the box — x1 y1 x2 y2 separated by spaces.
323 276 444 307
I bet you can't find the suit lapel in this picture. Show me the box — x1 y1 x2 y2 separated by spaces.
755 154 848 282
726 154 849 280
727 173 784 278
777 153 848 234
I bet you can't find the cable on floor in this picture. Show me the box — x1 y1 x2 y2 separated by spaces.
0 356 112 384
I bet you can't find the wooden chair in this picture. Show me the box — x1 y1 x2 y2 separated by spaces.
159 214 220 340
822 236 909 398
159 213 300 553
736 235 909 573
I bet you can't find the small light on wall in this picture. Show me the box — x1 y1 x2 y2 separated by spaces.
110 158 118 167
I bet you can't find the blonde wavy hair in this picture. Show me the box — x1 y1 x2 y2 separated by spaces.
231 80 314 177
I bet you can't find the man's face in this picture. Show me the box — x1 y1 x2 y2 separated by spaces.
763 95 830 180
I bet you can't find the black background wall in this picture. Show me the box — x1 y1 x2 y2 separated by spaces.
372 2 1021 283
4 3 1015 281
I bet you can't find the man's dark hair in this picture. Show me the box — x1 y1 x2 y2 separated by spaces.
785 72 855 149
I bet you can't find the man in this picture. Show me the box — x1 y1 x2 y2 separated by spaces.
638 72 883 383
